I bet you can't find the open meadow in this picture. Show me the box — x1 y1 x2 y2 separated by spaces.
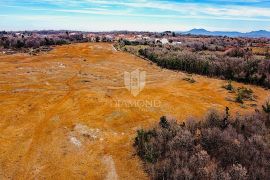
0 43 269 179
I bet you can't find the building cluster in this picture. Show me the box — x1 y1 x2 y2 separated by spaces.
2 30 269 55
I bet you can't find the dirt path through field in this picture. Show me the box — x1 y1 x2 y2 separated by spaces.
0 43 269 179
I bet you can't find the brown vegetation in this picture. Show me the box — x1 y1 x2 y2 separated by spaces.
134 107 270 179
134 47 270 88
0 43 268 179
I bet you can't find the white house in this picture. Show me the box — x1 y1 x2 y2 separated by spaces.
105 35 113 41
172 41 182 45
161 38 169 45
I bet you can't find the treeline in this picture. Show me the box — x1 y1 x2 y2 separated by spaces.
134 107 270 179
137 47 270 88
0 34 84 49
0 32 113 50
1 36 70 49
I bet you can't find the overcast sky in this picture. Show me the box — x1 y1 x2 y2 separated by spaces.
1 0 270 32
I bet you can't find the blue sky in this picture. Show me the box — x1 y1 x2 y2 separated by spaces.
0 0 270 32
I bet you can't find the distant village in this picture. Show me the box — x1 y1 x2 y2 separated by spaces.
0 30 269 55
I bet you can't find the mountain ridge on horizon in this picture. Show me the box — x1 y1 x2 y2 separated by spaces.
179 28 270 38
2 28 270 38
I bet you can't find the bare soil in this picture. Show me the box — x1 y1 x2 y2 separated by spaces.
0 43 269 179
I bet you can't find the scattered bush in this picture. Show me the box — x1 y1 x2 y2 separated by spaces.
222 80 234 91
235 87 255 104
134 109 270 180
262 100 270 114
266 48 270 60
235 92 244 104
225 47 246 58
262 100 270 126
133 46 270 88
182 75 196 83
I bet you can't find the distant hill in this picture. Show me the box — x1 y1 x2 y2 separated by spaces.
179 28 270 38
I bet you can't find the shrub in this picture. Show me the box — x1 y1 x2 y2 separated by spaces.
235 92 244 104
262 100 270 114
262 100 270 126
124 46 270 88
225 47 246 58
182 75 196 83
235 86 255 104
134 109 270 180
222 80 234 91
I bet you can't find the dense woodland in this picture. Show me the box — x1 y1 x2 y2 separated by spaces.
0 30 113 52
117 36 270 88
136 47 270 88
0 31 80 49
134 105 270 180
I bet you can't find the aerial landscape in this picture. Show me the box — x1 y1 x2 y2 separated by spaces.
1 0 270 180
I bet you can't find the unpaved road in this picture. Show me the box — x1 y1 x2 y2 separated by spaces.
0 43 269 179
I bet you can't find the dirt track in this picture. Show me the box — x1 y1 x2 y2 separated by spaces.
0 43 269 179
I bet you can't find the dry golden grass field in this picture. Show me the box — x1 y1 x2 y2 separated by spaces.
0 43 269 179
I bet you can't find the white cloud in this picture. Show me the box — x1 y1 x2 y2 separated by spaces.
1 0 269 31
2 0 270 20
36 0 270 19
